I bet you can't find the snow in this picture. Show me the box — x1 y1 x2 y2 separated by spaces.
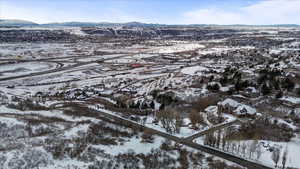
94 136 165 156
149 43 205 54
195 132 300 169
245 138 300 168
218 98 240 108
205 106 218 114
0 105 97 123
0 62 57 78
0 116 25 126
280 96 300 104
181 66 209 75
235 104 257 115
63 123 90 138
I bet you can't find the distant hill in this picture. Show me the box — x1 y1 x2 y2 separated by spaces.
43 22 103 27
43 21 166 27
0 19 38 27
0 19 299 28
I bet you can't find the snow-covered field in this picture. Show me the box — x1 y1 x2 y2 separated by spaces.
0 62 57 78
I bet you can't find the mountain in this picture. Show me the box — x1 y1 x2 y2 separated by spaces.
42 21 165 27
0 19 38 27
0 19 299 28
43 22 102 27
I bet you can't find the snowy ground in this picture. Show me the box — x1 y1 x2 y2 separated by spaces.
195 130 300 168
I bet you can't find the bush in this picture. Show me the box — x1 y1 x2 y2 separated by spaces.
296 88 300 96
261 83 271 95
275 91 283 98
207 83 220 92
141 133 154 143
282 78 295 91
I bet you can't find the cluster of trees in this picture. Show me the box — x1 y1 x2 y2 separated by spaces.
271 146 289 168
189 110 205 129
151 90 179 110
217 66 297 97
207 83 220 92
203 127 290 168
156 108 182 134
7 97 49 111
203 130 261 161
237 117 294 142
219 66 253 93
258 68 295 96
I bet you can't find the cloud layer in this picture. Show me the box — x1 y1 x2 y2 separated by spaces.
182 0 300 25
1 0 300 24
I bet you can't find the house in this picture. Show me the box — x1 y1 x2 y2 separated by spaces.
217 98 257 117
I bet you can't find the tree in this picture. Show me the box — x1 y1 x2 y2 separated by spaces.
261 83 271 95
216 130 222 149
275 91 283 99
241 143 247 157
237 141 241 155
156 108 182 134
256 144 262 160
189 110 204 129
282 78 295 91
221 134 226 151
297 88 300 96
272 148 281 168
282 146 288 169
231 143 237 153
206 83 220 92
249 140 258 159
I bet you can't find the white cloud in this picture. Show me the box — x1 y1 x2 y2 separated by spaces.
0 2 146 24
182 0 300 25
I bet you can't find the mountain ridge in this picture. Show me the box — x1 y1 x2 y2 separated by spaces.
1 19 299 27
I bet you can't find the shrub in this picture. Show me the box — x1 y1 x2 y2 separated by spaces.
207 83 220 92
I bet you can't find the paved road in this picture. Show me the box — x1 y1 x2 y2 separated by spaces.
184 120 240 141
87 106 273 169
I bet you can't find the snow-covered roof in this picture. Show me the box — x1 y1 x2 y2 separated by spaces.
234 104 257 115
218 98 240 108
218 98 257 115
205 105 218 114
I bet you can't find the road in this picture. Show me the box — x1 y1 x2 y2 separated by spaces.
87 106 273 169
184 120 240 141
0 54 132 82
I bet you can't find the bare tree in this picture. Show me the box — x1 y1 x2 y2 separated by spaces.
232 142 237 153
282 146 288 169
156 108 182 134
256 144 262 160
237 141 241 155
189 110 204 128
142 117 147 125
241 143 247 157
249 140 258 159
221 134 226 151
216 130 222 149
226 142 231 152
272 148 281 168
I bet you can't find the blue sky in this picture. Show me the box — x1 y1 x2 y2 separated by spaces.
1 0 299 24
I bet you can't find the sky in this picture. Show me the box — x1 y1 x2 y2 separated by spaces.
0 0 299 25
